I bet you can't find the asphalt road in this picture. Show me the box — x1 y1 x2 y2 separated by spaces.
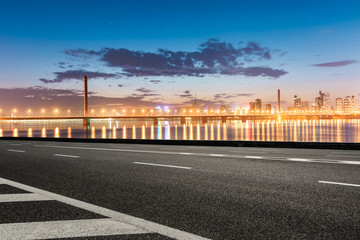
0 139 359 239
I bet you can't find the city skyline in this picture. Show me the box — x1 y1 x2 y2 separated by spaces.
1 0 360 110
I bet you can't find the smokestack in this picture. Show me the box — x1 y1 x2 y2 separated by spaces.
84 75 89 117
277 89 280 113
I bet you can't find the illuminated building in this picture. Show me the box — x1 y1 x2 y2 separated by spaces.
315 97 322 110
294 95 302 109
255 98 262 110
336 97 343 112
344 96 358 113
219 105 228 113
249 102 255 111
316 91 331 111
265 104 271 113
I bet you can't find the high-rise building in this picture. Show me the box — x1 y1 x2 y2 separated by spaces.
336 97 343 112
344 96 359 113
265 104 271 113
315 97 322 110
255 98 262 110
315 91 331 111
344 96 351 113
323 92 331 111
351 96 358 111
294 95 302 109
249 102 255 111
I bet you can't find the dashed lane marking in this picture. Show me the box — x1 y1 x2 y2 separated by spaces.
209 154 224 157
245 156 263 159
34 144 360 165
133 162 192 170
318 181 360 188
54 154 80 158
7 149 25 153
0 177 209 240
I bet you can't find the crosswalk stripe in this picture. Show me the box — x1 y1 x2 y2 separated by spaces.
0 177 210 240
0 193 52 203
0 218 150 240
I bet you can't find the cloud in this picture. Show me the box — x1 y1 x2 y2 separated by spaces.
0 86 164 111
40 70 118 84
176 90 193 98
135 87 152 93
149 80 162 84
131 93 160 97
312 60 357 67
214 93 254 100
118 84 125 88
65 39 287 79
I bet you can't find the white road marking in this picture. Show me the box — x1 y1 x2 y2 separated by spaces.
34 145 360 165
326 155 360 158
54 154 80 158
133 162 192 169
209 154 224 157
318 181 360 188
10 144 22 146
7 149 25 153
287 158 312 162
0 219 150 240
245 156 263 159
0 193 53 203
0 177 209 240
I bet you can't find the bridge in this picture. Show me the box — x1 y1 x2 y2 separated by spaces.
1 76 359 126
1 114 359 126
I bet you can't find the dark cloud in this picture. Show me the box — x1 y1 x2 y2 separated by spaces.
118 84 125 88
214 93 254 100
149 80 162 84
135 87 152 93
176 90 193 98
312 60 357 67
39 70 117 84
131 93 160 97
65 39 287 79
0 87 164 111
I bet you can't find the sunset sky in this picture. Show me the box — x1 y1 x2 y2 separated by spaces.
0 0 359 112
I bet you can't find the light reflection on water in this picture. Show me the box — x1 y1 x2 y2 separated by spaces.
0 119 359 142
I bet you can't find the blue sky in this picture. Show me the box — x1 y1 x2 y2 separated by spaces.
0 0 359 110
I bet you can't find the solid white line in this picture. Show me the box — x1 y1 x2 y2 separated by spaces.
209 154 224 157
179 152 192 155
0 177 209 240
0 193 53 203
245 156 263 159
54 154 80 158
0 218 150 240
7 149 25 153
318 181 360 188
133 162 192 170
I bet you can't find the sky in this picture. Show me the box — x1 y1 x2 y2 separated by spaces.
0 0 359 112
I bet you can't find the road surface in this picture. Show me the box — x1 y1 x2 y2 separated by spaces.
0 139 359 239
